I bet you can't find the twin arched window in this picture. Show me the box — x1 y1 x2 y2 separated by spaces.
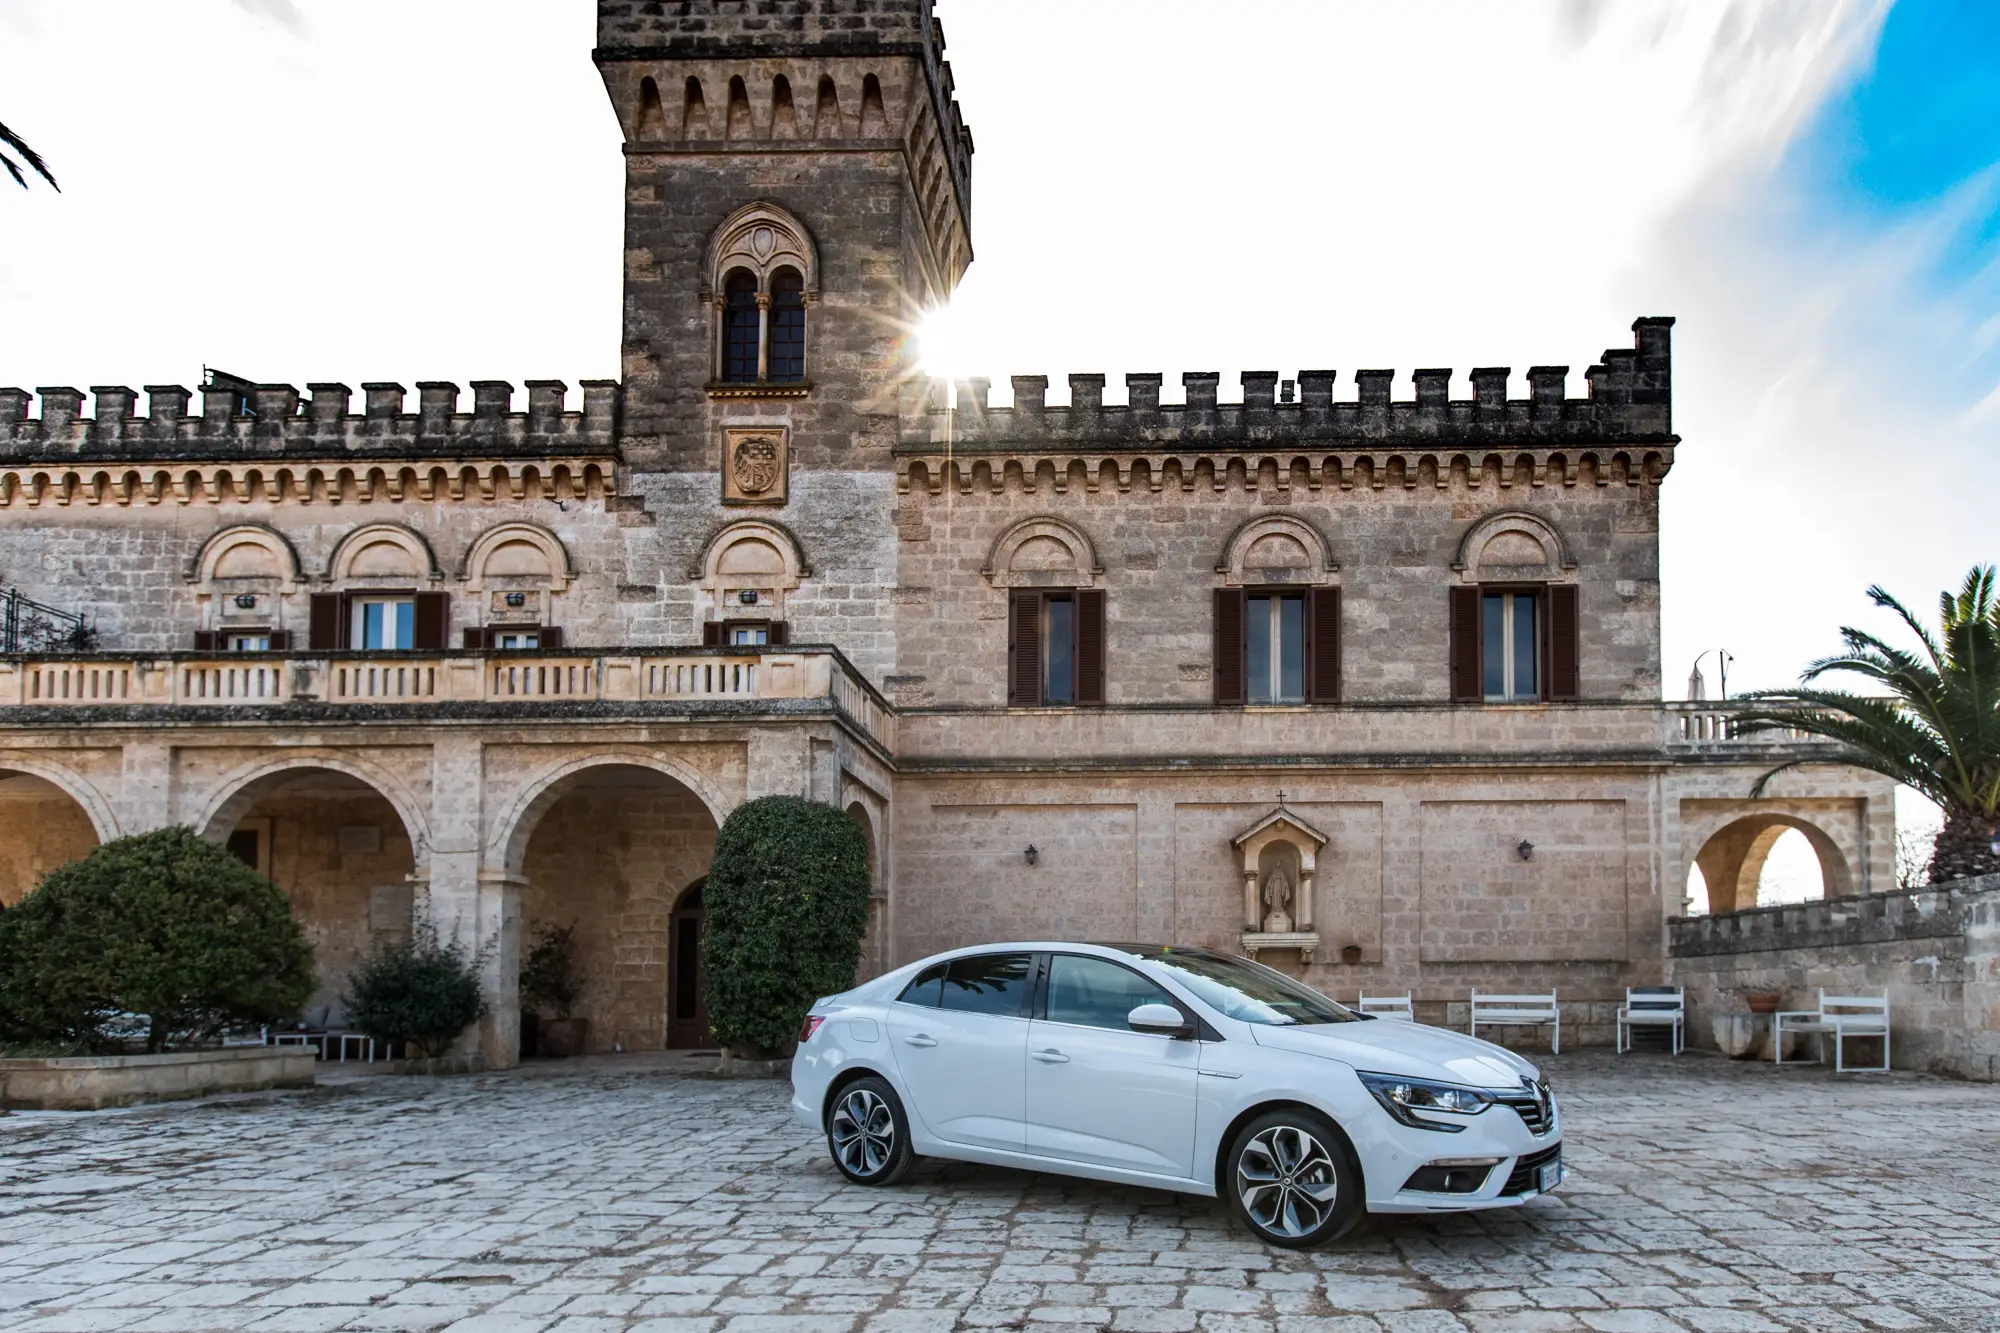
720 268 806 383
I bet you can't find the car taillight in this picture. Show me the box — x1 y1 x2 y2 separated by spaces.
799 1015 825 1042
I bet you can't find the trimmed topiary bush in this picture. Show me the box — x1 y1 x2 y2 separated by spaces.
704 795 871 1056
344 922 487 1060
0 826 314 1053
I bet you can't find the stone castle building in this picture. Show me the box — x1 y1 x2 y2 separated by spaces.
0 1 1890 1064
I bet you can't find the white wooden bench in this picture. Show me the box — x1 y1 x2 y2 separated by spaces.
1775 991 1890 1072
1469 990 1559 1053
1356 993 1415 1022
1616 986 1685 1055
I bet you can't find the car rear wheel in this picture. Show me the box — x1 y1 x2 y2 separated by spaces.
826 1076 916 1186
1224 1108 1363 1248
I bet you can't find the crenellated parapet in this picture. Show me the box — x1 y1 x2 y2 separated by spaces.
0 381 621 509
895 319 1675 494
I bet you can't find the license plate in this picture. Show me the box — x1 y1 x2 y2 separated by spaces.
1537 1162 1565 1193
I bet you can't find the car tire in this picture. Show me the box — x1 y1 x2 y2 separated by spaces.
1223 1107 1364 1248
825 1075 917 1186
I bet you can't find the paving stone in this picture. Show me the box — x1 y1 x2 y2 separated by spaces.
0 1054 1991 1333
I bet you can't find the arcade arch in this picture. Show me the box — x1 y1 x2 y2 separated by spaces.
510 762 720 1053
0 768 106 905
1687 813 1852 915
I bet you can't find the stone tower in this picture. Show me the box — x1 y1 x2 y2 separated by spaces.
594 2 973 679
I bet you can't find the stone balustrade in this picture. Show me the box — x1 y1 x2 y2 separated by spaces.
0 647 894 752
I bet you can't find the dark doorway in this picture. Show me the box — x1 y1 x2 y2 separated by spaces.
667 880 712 1048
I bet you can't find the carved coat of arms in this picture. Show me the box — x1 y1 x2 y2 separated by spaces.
722 426 788 505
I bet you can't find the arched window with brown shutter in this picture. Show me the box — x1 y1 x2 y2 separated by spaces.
768 269 806 382
720 270 760 382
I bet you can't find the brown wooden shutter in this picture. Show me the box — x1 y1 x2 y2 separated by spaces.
193 630 217 651
1213 588 1246 706
538 625 564 650
413 592 449 650
309 593 342 650
1008 591 1042 707
267 631 292 651
1449 585 1482 702
1075 588 1105 705
1307 586 1341 703
462 628 485 650
766 620 788 646
702 621 723 647
1548 584 1580 701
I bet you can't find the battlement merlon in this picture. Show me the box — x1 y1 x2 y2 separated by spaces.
902 318 1675 450
593 0 972 247
0 381 621 463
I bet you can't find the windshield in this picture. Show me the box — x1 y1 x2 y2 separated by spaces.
1134 948 1358 1026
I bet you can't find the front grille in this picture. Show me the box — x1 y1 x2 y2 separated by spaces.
1502 1144 1562 1196
1494 1077 1555 1135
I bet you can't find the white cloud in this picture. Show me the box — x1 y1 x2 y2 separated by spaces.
229 0 307 35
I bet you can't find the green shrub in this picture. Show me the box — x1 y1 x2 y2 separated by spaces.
519 921 585 1020
704 795 870 1056
0 826 314 1053
345 922 487 1059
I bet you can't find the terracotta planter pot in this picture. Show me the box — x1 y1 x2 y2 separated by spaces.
539 1017 590 1058
1744 993 1782 1015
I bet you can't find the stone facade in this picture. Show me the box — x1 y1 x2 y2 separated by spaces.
1669 874 2000 1081
0 0 1892 1065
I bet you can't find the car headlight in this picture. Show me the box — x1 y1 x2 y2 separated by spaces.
1357 1072 1494 1132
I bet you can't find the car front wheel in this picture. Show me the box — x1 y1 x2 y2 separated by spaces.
1224 1108 1364 1247
826 1075 916 1186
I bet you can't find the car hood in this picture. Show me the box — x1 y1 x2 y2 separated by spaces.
1250 1020 1539 1087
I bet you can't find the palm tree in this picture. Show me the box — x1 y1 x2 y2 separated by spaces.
1732 566 2000 883
1 120 59 192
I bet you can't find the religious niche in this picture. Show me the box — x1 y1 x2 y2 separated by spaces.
722 425 790 506
1232 798 1327 965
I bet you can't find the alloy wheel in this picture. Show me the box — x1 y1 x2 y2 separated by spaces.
830 1087 897 1177
1235 1124 1341 1239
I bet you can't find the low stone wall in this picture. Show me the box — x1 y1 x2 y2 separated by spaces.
0 1045 318 1111
1668 874 2000 1081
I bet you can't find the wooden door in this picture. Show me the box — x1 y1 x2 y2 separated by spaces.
666 880 712 1048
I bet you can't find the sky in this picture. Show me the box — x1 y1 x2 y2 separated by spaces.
2 0 1993 890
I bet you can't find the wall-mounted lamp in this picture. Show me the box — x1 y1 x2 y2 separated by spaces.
233 593 257 609
738 589 760 605
1024 844 1039 866
504 592 527 608
1516 839 1535 861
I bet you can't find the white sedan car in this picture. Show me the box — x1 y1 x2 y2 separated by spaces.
791 942 1562 1247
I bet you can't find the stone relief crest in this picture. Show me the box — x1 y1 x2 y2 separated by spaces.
722 426 789 506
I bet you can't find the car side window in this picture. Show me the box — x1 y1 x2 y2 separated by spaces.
939 952 1034 1019
1045 954 1175 1031
896 962 946 1008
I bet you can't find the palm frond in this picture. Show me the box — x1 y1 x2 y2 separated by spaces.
0 120 59 192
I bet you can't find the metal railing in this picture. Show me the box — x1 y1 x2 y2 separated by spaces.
1 588 92 654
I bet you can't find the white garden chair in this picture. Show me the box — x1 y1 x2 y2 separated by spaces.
1470 990 1559 1053
1356 993 1415 1022
1616 986 1685 1055
1774 991 1889 1072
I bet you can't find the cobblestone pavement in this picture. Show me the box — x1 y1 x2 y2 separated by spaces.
2 1051 1996 1333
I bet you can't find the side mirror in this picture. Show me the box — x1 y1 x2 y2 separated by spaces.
1128 1002 1192 1038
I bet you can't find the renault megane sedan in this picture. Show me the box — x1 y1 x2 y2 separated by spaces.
791 943 1562 1247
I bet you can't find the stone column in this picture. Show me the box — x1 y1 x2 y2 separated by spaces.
422 736 520 1069
120 739 173 836
1242 869 1259 932
1298 867 1316 931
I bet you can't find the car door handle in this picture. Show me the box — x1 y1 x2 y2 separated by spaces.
903 1034 938 1048
1032 1049 1069 1064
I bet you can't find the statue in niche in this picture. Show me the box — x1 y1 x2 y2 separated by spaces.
1260 867 1295 934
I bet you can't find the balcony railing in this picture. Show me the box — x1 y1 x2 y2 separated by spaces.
0 648 893 752
1664 701 1839 747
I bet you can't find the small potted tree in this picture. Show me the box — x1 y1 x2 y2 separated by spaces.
520 922 588 1058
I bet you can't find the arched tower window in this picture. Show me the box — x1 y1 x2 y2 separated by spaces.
768 269 806 382
706 203 818 389
721 270 761 383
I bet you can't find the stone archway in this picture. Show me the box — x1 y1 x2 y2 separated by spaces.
195 763 424 1026
666 879 710 1049
846 799 885 981
509 763 719 1053
1691 814 1854 914
0 768 107 906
